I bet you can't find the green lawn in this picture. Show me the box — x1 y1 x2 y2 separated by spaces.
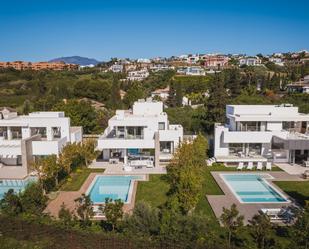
134 164 284 226
136 175 170 208
60 168 105 191
274 181 309 206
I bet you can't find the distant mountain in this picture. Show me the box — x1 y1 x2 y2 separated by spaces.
49 56 100 66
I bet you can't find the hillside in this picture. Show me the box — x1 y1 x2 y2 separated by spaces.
49 56 100 66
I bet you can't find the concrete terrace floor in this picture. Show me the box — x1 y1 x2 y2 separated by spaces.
276 163 309 176
45 172 148 218
207 171 306 224
89 161 167 175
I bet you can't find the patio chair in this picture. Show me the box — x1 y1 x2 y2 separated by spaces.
266 162 272 170
237 162 244 170
257 161 263 170
247 161 254 170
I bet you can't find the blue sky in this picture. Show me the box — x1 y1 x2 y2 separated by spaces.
0 0 308 61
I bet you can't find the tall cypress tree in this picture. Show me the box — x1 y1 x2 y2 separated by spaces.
167 81 177 107
228 68 241 98
206 73 229 130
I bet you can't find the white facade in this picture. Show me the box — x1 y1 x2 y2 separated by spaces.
151 86 170 100
177 66 206 76
269 57 284 66
97 99 183 166
214 105 309 165
239 57 261 66
0 109 82 178
127 69 149 81
109 64 123 73
149 64 175 72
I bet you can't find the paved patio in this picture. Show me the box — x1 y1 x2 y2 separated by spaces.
45 172 148 218
207 171 306 224
89 160 167 174
276 163 309 176
0 165 29 179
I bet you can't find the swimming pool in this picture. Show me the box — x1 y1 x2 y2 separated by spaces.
220 174 289 203
0 176 37 199
86 175 143 204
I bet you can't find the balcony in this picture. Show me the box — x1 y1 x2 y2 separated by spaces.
32 137 67 155
102 129 144 140
223 130 273 143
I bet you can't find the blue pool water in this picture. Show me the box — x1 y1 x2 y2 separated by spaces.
87 175 142 204
221 174 288 203
0 176 37 199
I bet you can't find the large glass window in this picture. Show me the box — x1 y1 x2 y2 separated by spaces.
158 122 165 130
52 127 61 139
282 122 295 130
30 127 47 138
160 141 174 154
229 143 244 156
237 122 261 131
11 127 22 139
126 127 144 139
248 143 262 156
0 127 7 139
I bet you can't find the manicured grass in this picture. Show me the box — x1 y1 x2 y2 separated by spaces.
60 168 105 191
135 164 284 226
274 181 309 206
135 175 170 208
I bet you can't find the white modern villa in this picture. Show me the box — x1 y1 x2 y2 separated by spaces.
214 104 309 166
97 99 183 168
0 108 82 179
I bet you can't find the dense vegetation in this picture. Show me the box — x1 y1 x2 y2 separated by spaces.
1 135 309 249
1 61 309 134
1 61 309 248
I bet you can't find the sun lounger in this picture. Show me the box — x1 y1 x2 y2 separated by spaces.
257 162 263 170
260 208 294 223
266 162 272 170
247 161 254 170
237 162 244 170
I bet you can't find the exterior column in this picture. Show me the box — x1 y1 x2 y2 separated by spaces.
154 132 160 167
47 127 53 140
124 149 128 165
7 127 12 140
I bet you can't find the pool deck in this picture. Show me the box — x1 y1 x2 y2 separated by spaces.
45 172 148 218
207 171 306 224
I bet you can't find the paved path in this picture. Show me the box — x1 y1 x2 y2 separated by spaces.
276 163 309 176
207 171 305 224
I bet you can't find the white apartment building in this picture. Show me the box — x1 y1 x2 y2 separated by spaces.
151 86 170 100
269 57 284 66
177 66 206 76
287 75 309 94
0 108 82 179
149 64 175 72
214 104 309 165
239 57 261 66
97 99 183 168
109 64 123 73
127 69 149 81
